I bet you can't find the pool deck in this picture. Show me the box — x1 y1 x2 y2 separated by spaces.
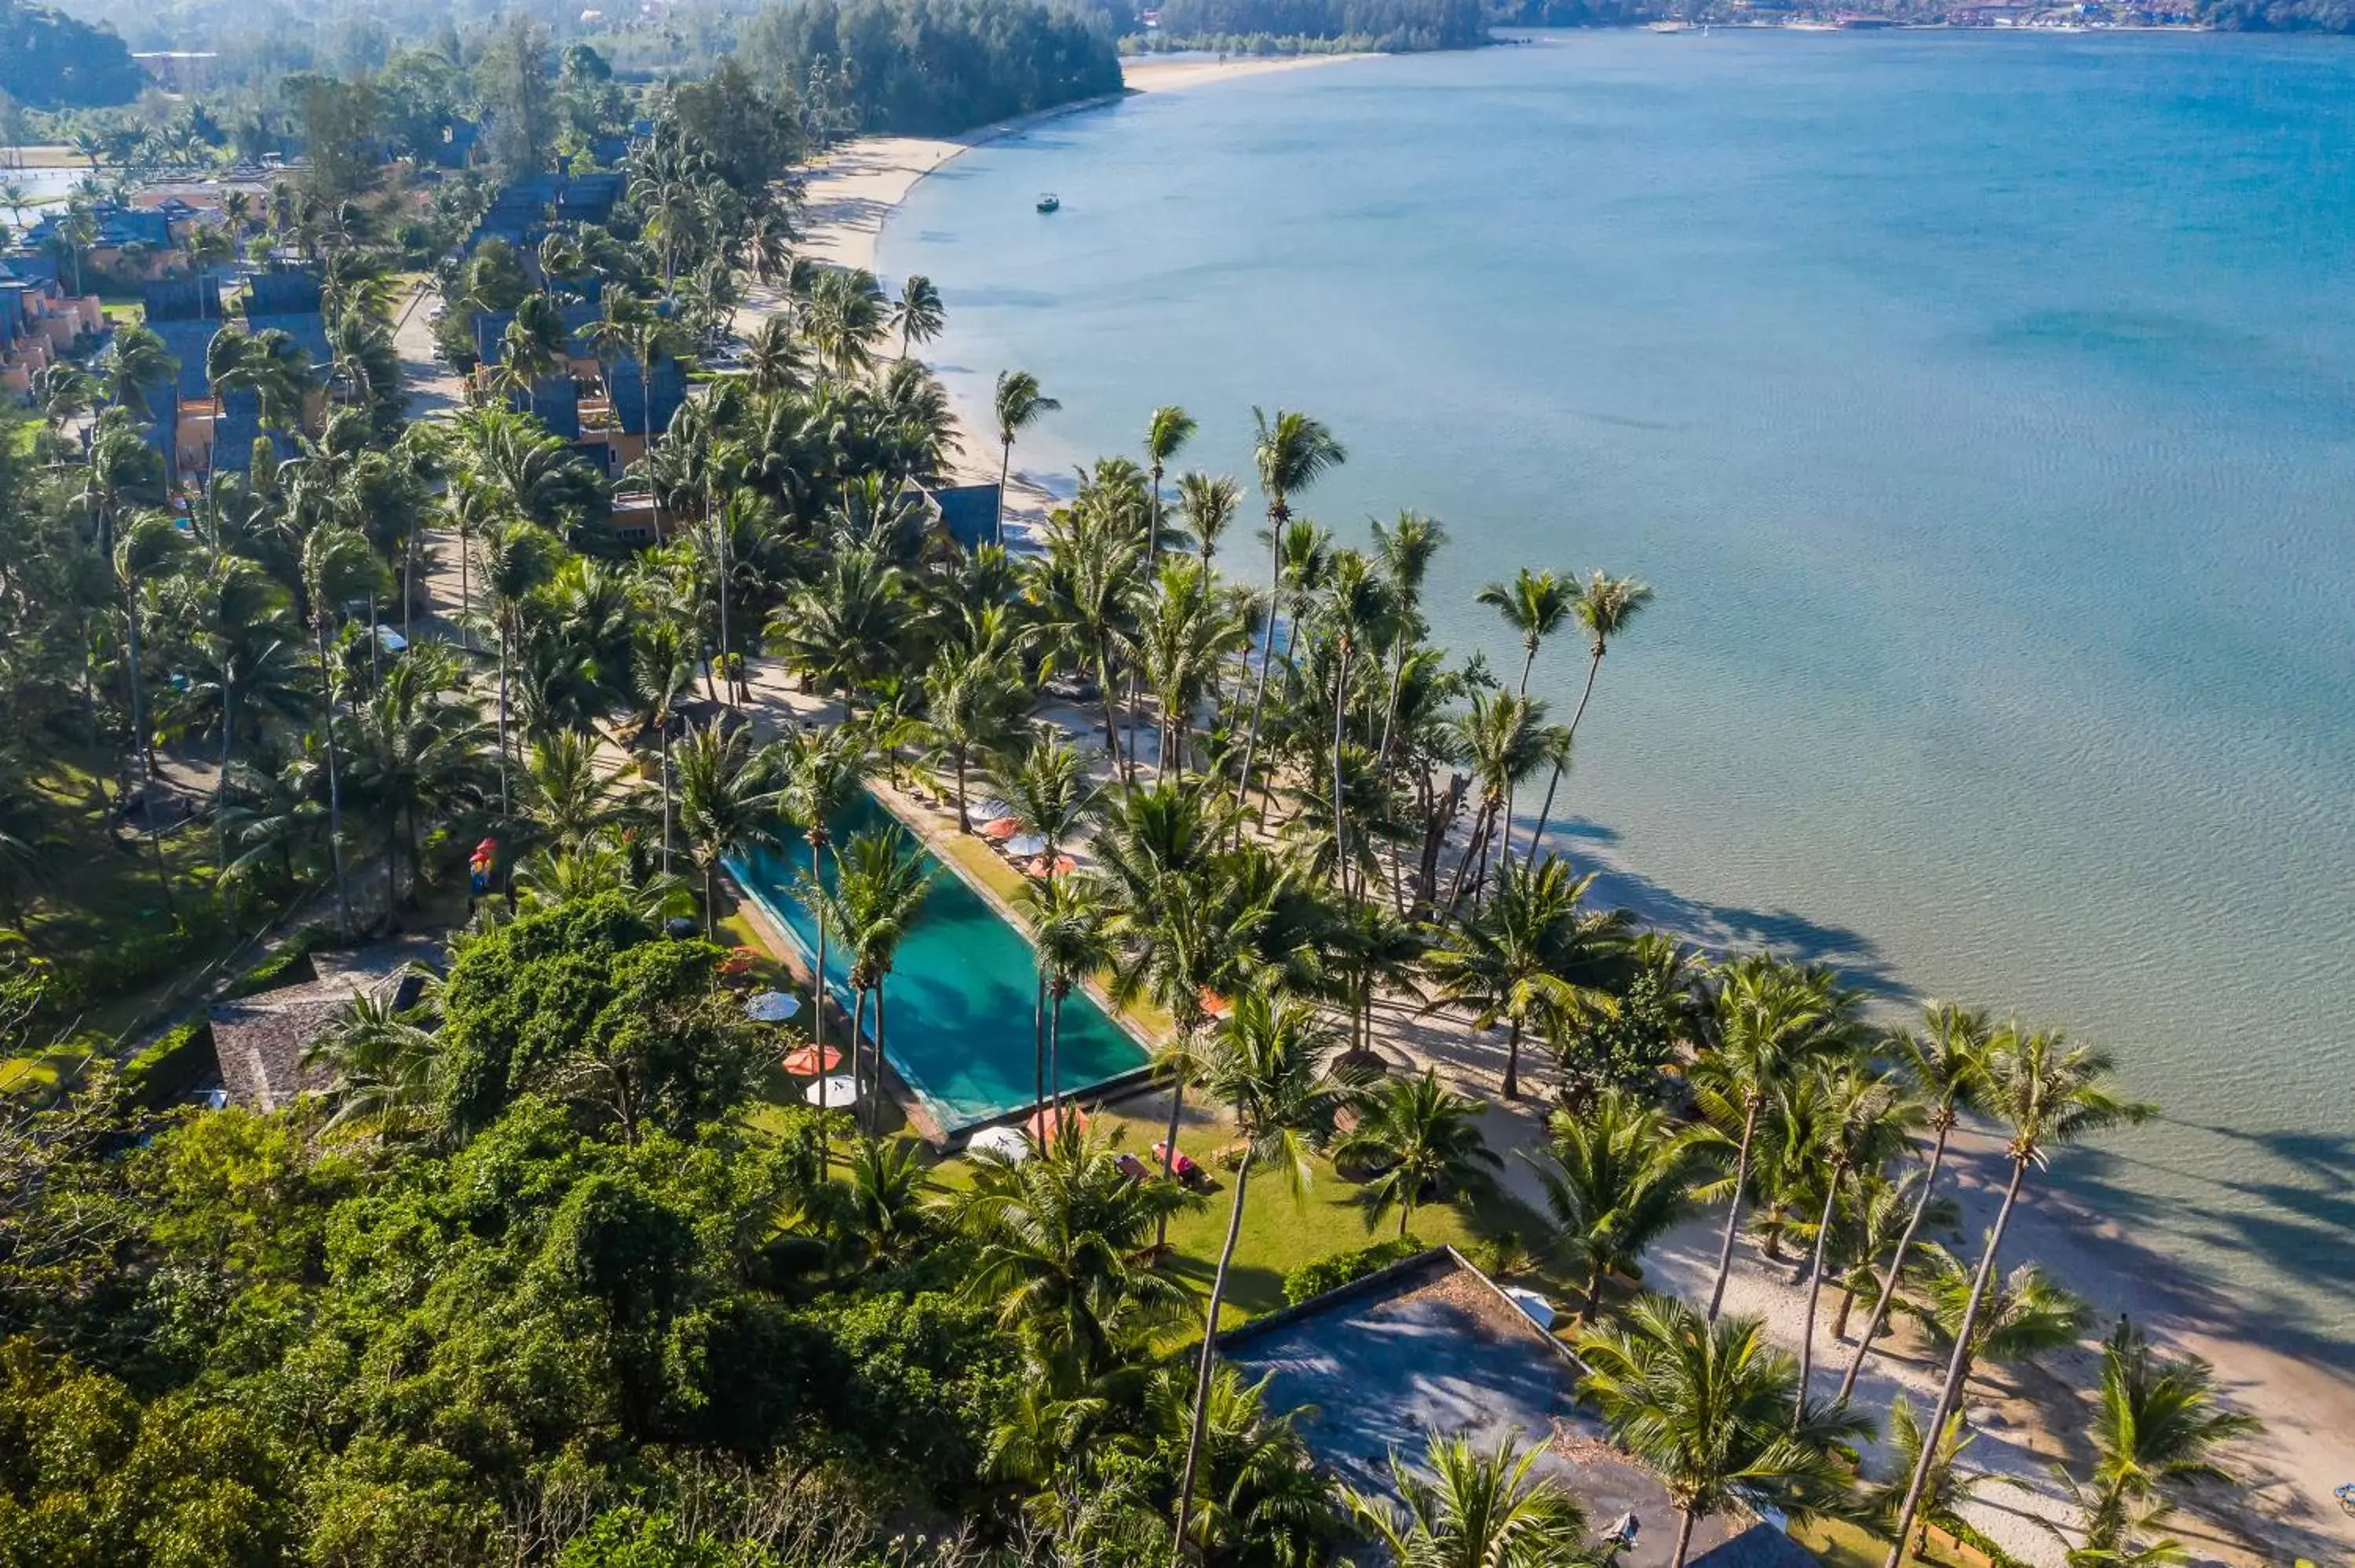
1221 1248 1756 1567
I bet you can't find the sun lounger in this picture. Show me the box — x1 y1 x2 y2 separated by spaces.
1151 1143 1209 1187
1115 1153 1152 1183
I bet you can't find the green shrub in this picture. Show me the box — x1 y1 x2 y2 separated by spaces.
1283 1235 1426 1305
122 1017 215 1105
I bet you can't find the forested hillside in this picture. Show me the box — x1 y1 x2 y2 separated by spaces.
0 0 144 108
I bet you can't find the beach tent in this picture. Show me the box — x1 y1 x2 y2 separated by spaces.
969 1125 1030 1163
804 1075 860 1107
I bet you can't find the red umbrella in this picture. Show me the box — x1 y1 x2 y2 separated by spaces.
1026 1103 1090 1140
1199 988 1230 1019
981 816 1022 841
780 1043 844 1076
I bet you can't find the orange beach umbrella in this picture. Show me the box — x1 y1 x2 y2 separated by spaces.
1026 1103 1090 1141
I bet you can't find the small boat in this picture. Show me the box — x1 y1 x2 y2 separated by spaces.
1035 193 1060 213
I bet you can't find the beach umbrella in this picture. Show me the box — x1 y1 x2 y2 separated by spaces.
1026 1103 1089 1140
1006 832 1048 857
743 990 801 1023
1502 1286 1556 1331
780 1042 843 1076
973 797 1014 823
804 1074 860 1107
981 816 1022 841
969 1125 1031 1163
1198 988 1230 1019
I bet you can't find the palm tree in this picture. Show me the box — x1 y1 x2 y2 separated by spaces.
1522 571 1652 862
302 991 444 1137
764 549 907 714
775 723 869 1151
1144 403 1196 557
1021 873 1115 1113
1692 955 1857 1321
988 734 1098 869
891 273 945 359
1236 407 1345 811
1901 1252 2090 1391
1864 1398 1984 1563
1171 990 1342 1563
672 718 785 937
1478 567 1575 698
1424 854 1626 1102
632 618 700 878
921 646 1027 833
1148 1362 1338 1567
1881 1030 2155 1568
299 523 380 937
1342 1429 1590 1568
1439 689 1550 915
519 731 635 853
949 1129 1199 1384
1178 471 1241 570
1529 1090 1702 1322
1579 1295 1866 1568
1791 1065 1918 1418
2065 1316 2259 1559
991 369 1059 547
843 1136 939 1266
1835 1002 1994 1407
827 826 933 1132
1334 1070 1502 1239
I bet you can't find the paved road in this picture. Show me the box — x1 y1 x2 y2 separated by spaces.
394 282 465 421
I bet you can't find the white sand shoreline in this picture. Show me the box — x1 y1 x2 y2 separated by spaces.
780 54 2355 1567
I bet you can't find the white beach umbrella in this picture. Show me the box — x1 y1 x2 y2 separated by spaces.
1005 833 1049 858
743 990 801 1022
968 1125 1031 1163
972 797 1014 824
804 1074 860 1107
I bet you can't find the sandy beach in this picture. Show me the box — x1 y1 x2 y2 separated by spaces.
782 53 2355 1567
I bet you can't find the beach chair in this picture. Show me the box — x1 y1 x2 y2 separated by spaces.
1115 1152 1152 1183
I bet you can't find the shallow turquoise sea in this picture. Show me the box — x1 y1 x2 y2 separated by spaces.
883 31 2355 1349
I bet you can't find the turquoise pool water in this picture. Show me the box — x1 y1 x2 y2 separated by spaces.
726 793 1150 1133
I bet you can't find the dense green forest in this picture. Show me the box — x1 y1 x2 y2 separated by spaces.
0 0 143 108
739 0 1123 137
1148 0 1488 47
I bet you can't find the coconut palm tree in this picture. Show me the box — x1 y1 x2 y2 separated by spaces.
948 1128 1200 1385
827 825 933 1132
1579 1295 1866 1568
843 1135 939 1267
1477 567 1575 698
1178 471 1242 570
921 644 1028 833
774 722 869 1154
891 273 944 359
989 734 1098 870
1881 1030 2155 1568
1522 571 1652 862
1170 990 1342 1563
303 991 445 1137
1836 1001 1995 1407
992 369 1059 547
1864 1397 1984 1563
1022 873 1115 1113
1320 548 1393 888
1236 408 1345 811
1424 853 1626 1102
1439 689 1550 916
1334 1070 1501 1239
1791 1065 1919 1418
631 616 699 878
298 523 381 938
1901 1253 2091 1392
672 717 785 937
1342 1429 1590 1568
1148 1362 1338 1567
1692 955 1858 1321
2060 1315 2259 1562
519 731 637 853
1529 1089 1703 1322
764 548 907 714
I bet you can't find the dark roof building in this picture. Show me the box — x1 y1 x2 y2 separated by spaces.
1689 1525 1820 1568
151 317 224 400
610 357 688 436
1221 1249 1771 1568
246 271 323 315
208 936 440 1112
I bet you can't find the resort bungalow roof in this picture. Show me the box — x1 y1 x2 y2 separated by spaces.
208 936 440 1112
610 357 688 436
210 388 290 474
141 271 236 323
245 311 333 371
1689 1523 1821 1568
512 376 582 440
245 270 323 316
151 317 225 400
1221 1248 1762 1562
927 482 1002 552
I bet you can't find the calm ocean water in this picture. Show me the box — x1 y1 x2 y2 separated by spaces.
881 32 2355 1348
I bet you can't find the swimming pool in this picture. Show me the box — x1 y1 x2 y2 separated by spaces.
725 793 1152 1136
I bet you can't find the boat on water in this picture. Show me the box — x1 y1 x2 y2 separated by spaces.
1035 193 1060 213
1647 18 1696 29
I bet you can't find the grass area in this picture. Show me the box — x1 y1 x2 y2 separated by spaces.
100 301 144 326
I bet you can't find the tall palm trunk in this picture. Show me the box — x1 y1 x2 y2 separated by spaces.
1172 1154 1251 1566
495 621 512 816
1836 1118 1954 1407
1524 642 1605 862
215 680 236 874
315 621 352 939
1794 1160 1844 1424
809 830 833 1170
1049 983 1068 1111
1155 1037 1194 1252
121 584 175 918
1670 1506 1698 1568
1501 1016 1525 1100
995 439 1012 548
1031 971 1047 1111
1706 1094 1762 1322
1882 1158 2028 1568
1234 509 1283 816
1331 636 1351 890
